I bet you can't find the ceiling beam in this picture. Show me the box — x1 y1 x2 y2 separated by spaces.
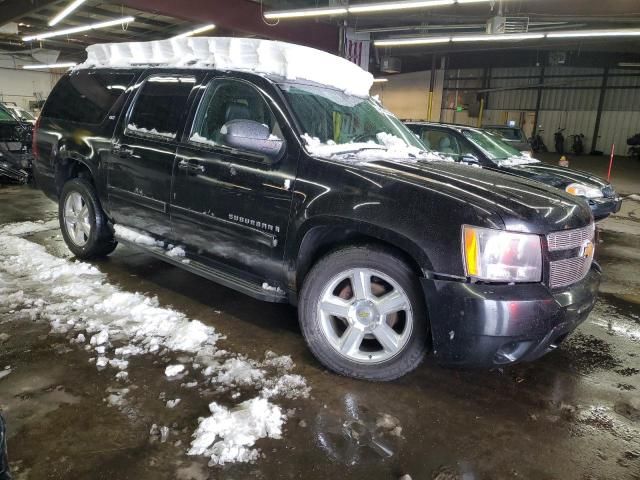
119 0 338 52
0 0 63 25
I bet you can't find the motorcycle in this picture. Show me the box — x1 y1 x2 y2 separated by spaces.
628 133 640 161
531 129 548 153
554 128 565 154
569 133 585 155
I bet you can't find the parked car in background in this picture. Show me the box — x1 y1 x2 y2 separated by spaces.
406 122 621 220
4 103 37 125
34 38 601 380
0 103 33 183
484 124 532 154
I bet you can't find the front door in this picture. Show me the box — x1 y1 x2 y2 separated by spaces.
171 77 298 283
106 73 197 238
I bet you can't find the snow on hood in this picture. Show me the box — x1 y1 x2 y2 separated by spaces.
77 37 374 97
497 155 541 167
301 132 448 163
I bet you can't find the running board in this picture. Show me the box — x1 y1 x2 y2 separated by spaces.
115 237 288 303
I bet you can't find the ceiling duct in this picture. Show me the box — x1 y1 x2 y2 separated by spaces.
380 56 401 73
486 16 530 34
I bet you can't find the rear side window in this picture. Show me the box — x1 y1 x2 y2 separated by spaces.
126 75 195 141
42 71 134 124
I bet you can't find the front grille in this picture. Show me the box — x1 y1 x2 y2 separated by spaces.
546 223 595 252
547 223 595 288
601 185 615 198
549 256 592 288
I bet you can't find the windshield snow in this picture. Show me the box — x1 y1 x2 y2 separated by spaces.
281 84 441 162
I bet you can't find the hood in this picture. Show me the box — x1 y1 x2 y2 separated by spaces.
498 162 609 190
352 159 593 234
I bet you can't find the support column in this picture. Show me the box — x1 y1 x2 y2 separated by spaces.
532 64 545 136
591 66 609 154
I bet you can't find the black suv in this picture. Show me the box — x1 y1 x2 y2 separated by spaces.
406 122 621 220
34 39 600 380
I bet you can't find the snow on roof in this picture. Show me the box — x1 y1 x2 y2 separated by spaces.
76 37 374 97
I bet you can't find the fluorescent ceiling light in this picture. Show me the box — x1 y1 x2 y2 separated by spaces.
375 36 451 46
452 33 545 42
349 0 454 14
264 7 347 19
172 24 216 39
265 0 501 19
618 62 640 67
23 62 76 69
49 0 88 26
547 29 640 38
23 16 135 41
373 78 389 82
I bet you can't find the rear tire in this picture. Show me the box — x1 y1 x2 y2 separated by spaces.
299 245 428 381
59 178 117 259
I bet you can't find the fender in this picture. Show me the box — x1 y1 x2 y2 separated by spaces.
288 215 435 294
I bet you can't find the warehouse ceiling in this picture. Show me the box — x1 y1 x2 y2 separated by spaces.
1 0 639 71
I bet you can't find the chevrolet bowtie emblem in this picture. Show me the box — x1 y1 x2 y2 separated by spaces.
579 240 595 259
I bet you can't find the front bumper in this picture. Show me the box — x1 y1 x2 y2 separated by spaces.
421 264 601 367
590 196 622 221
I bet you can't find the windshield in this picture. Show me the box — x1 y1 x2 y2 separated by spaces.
463 130 524 160
0 107 14 122
9 107 35 121
463 130 539 166
279 83 426 155
487 127 525 142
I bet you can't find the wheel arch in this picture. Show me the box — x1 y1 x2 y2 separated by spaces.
54 151 96 196
293 217 433 294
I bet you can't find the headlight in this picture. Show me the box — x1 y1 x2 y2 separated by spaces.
565 183 603 199
462 226 542 282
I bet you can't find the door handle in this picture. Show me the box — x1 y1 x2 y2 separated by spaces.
178 159 205 174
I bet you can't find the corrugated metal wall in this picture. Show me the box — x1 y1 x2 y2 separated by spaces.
440 66 640 155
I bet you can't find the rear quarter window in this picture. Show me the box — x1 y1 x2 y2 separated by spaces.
42 71 134 124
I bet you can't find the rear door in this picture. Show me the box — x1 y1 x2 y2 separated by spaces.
106 73 198 238
171 77 298 283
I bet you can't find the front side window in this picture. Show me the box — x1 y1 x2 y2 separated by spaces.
421 129 461 156
126 75 195 141
190 79 283 148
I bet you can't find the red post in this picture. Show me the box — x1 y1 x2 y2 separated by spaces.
607 143 615 181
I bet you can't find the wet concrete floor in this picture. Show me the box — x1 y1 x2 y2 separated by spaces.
0 184 639 480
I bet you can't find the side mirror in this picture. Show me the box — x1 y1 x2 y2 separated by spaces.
461 153 480 164
221 119 284 160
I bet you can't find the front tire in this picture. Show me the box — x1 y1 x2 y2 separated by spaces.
299 246 429 381
59 178 117 259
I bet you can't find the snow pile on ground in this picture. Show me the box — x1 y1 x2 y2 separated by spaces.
301 132 446 163
0 219 58 236
78 37 373 97
189 397 284 465
0 220 310 466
